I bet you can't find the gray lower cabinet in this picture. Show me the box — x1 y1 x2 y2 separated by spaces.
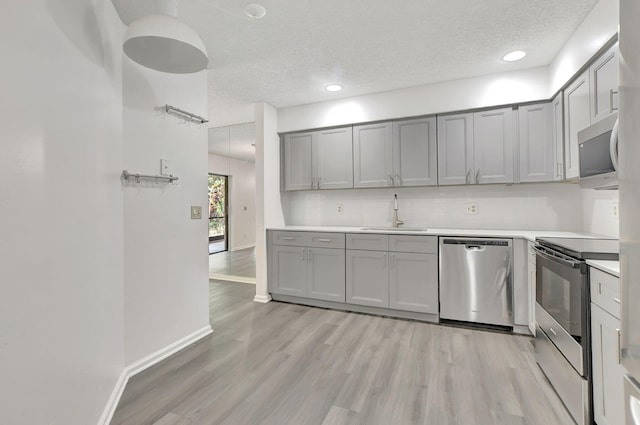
346 234 438 314
269 231 346 302
389 252 438 314
307 247 346 302
346 249 389 308
271 245 308 297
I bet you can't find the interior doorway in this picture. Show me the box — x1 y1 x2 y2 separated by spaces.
208 174 228 255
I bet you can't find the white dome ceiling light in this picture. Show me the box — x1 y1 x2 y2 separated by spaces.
325 84 344 92
502 50 527 62
123 0 208 74
244 4 267 20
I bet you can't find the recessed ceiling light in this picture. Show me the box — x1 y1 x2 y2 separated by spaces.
325 84 344 92
502 50 527 62
244 4 266 19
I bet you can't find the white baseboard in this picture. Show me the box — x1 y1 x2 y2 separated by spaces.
209 273 256 284
97 325 213 425
231 243 256 252
253 293 272 303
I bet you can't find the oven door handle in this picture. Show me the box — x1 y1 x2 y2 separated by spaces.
533 245 582 269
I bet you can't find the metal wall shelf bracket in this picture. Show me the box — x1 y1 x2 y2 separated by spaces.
122 170 179 183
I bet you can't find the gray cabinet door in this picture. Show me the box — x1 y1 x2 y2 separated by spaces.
392 117 438 187
552 93 565 180
591 303 625 425
271 245 307 297
282 132 313 191
346 250 389 308
389 252 438 314
437 113 473 185
314 127 354 189
590 43 619 123
307 247 346 302
564 71 591 179
473 107 515 184
353 122 393 188
518 103 554 182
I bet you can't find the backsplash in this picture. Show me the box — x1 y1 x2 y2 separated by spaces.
284 182 609 233
582 189 619 237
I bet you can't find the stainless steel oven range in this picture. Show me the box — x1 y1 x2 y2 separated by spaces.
534 237 618 425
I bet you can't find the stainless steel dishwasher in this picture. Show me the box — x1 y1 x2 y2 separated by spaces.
439 237 513 327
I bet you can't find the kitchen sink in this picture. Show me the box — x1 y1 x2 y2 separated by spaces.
360 227 429 232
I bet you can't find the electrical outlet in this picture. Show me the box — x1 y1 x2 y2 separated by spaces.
613 202 619 217
465 202 478 215
337 204 343 213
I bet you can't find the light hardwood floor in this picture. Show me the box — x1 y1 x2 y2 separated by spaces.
111 280 574 425
208 248 256 282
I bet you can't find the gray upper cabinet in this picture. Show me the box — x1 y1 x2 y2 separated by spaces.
437 113 474 185
474 107 515 184
282 132 313 191
282 127 353 191
392 117 438 187
518 103 555 182
552 93 565 180
564 70 591 179
314 127 354 190
353 122 394 188
590 43 619 123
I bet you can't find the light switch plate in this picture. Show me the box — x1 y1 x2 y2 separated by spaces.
160 159 171 176
191 206 202 219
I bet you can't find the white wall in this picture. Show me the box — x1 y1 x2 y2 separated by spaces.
278 67 549 132
0 1 125 424
549 0 619 93
122 59 210 365
286 184 586 231
582 190 619 237
208 154 257 250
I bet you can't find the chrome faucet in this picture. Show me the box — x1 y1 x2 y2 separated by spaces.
393 194 404 228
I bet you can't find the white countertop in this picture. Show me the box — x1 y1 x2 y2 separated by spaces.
586 260 620 277
267 225 605 243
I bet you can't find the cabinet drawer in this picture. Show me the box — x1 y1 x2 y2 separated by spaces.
308 232 345 249
389 235 437 254
346 234 389 251
590 268 621 319
271 231 311 247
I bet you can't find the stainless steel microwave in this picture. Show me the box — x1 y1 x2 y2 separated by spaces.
578 112 618 189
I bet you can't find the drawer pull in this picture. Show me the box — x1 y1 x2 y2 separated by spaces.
549 327 557 336
614 298 621 304
281 237 295 241
316 239 332 242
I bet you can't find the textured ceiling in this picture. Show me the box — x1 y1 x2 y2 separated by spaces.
113 0 599 127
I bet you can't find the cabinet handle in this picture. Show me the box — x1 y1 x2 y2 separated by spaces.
475 169 480 184
388 174 394 187
549 327 557 336
466 170 470 184
316 177 321 189
618 328 622 364
556 162 563 178
610 89 619 113
301 248 306 261
390 253 395 268
395 173 402 187
614 297 621 304
316 238 332 242
598 282 602 294
281 237 295 241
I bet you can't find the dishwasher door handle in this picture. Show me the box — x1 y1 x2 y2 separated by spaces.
465 245 485 252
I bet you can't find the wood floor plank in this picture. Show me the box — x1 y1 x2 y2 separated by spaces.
111 280 577 425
